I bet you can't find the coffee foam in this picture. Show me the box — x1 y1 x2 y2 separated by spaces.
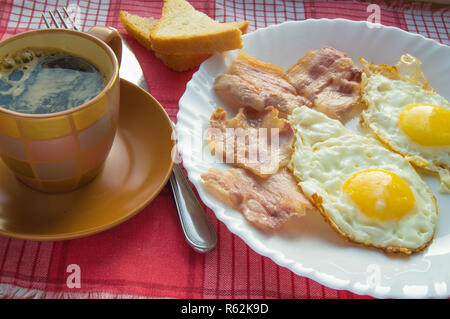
0 47 60 72
0 47 105 114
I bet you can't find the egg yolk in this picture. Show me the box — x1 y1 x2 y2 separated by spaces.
398 103 450 146
343 169 415 221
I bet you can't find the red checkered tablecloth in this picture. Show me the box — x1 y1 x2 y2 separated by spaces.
0 0 448 299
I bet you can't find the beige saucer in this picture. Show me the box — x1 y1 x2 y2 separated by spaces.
0 79 174 240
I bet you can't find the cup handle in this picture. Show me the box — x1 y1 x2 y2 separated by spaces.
86 26 122 67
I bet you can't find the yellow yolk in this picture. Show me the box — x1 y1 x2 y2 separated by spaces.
343 169 415 221
399 103 450 146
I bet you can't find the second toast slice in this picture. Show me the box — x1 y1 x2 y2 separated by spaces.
150 0 244 54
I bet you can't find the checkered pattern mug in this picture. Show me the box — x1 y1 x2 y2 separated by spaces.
0 27 121 193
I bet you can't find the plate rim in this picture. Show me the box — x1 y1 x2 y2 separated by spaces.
177 18 450 298
0 78 174 241
249 18 449 49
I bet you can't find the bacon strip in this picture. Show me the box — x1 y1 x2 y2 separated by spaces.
214 51 311 117
286 46 362 122
206 106 294 177
201 167 314 229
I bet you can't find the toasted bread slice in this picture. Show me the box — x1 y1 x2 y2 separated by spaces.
120 11 248 71
120 11 156 51
150 0 244 54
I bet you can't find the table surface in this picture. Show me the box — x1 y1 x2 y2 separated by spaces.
0 0 448 299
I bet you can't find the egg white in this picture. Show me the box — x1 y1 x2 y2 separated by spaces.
361 69 450 193
289 106 437 254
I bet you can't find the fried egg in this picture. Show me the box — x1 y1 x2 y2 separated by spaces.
288 106 437 254
360 54 450 193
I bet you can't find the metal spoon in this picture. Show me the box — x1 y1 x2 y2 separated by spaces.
120 39 217 253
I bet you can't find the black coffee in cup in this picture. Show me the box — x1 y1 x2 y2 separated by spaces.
0 47 105 114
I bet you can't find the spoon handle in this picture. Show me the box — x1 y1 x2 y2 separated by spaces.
169 163 217 253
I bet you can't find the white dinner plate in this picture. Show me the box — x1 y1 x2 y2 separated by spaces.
176 19 450 299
